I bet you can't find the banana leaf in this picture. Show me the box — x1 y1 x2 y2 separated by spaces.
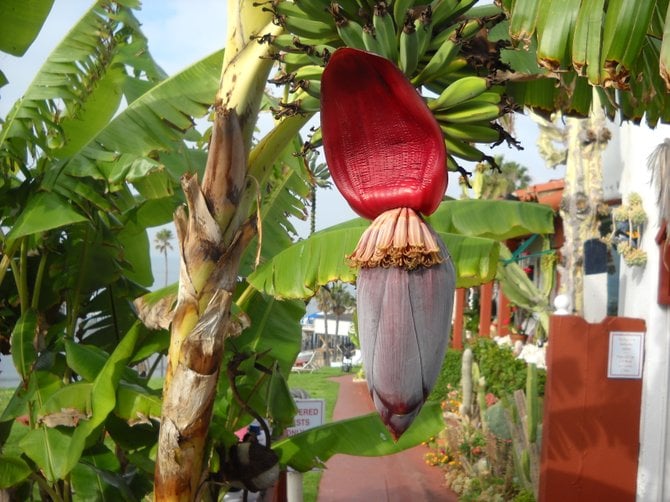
0 0 53 57
273 401 444 472
504 0 670 127
247 199 555 298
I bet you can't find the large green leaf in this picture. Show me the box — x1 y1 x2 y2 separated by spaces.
248 200 554 298
38 382 93 426
216 294 305 432
63 322 141 477
10 309 38 381
273 401 444 472
71 445 135 502
427 199 555 240
0 455 31 489
19 426 71 483
114 383 162 423
247 224 361 299
240 135 311 275
235 294 305 375
67 49 223 180
7 192 87 241
0 1 163 167
504 0 670 126
0 371 63 423
0 0 54 56
65 339 143 385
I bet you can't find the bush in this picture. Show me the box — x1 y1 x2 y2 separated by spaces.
428 349 463 401
469 338 545 398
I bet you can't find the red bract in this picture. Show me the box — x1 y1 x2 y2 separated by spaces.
320 48 447 220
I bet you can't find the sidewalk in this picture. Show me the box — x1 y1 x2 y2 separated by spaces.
317 375 458 502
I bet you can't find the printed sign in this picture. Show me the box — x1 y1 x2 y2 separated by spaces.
286 399 324 437
608 331 644 379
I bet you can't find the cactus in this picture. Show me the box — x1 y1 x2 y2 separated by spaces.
526 363 539 444
502 363 541 499
485 401 511 440
460 347 473 418
474 363 488 433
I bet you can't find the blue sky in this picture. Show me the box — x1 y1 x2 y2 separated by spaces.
0 0 564 288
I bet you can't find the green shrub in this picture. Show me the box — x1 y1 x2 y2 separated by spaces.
513 489 536 502
469 338 546 398
428 349 463 401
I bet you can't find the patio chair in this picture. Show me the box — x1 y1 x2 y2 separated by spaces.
291 350 317 373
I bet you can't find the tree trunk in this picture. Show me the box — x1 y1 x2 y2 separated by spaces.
321 312 330 367
152 4 281 497
154 112 255 500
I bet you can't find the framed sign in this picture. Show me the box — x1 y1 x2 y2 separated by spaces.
285 399 324 437
608 331 644 379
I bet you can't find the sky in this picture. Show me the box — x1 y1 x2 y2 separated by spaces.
0 0 564 288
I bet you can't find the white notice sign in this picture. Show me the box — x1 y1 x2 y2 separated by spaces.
608 331 644 379
285 399 324 437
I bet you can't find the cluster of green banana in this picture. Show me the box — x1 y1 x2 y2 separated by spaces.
262 0 512 170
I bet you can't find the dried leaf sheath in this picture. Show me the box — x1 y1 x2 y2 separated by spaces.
321 48 448 220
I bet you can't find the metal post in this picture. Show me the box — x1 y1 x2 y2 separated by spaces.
286 470 303 502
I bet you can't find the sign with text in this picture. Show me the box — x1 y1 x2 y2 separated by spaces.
608 331 644 379
286 399 324 437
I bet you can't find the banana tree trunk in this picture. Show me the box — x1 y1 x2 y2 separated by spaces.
154 3 278 499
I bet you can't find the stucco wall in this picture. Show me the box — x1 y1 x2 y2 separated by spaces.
618 123 670 502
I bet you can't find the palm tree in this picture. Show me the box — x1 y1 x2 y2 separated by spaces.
154 228 174 287
469 155 532 200
315 285 334 365
329 282 355 341
304 150 332 235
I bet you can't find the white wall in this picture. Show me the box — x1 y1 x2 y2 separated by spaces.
617 123 670 502
312 318 352 337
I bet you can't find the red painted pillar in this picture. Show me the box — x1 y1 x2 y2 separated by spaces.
539 315 645 502
478 282 493 337
497 284 511 337
452 288 465 349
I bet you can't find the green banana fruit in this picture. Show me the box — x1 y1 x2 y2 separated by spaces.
440 122 501 143
399 15 419 75
393 0 416 26
434 100 501 123
331 5 367 49
414 9 432 62
278 5 339 40
362 24 384 55
455 17 483 40
428 75 489 110
294 0 333 23
475 90 503 104
335 0 365 19
294 78 322 98
444 136 485 162
430 0 461 26
373 2 399 61
293 64 325 81
277 51 322 67
412 38 458 84
446 153 461 172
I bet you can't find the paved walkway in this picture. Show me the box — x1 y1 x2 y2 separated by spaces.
318 375 458 502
